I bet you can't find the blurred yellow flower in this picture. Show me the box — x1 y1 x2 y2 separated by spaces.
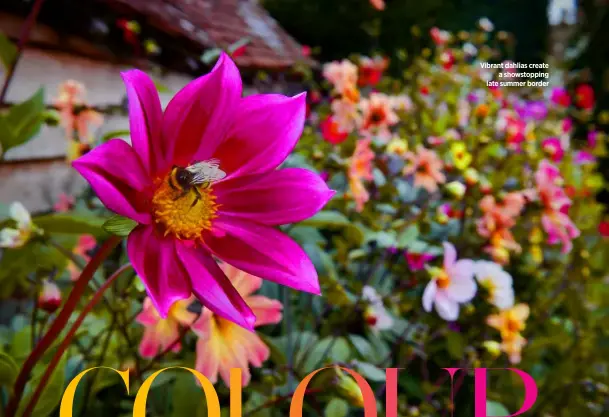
450 142 472 170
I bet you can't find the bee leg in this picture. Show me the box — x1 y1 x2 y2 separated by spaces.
190 187 202 208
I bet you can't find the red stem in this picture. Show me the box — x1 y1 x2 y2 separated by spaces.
4 235 120 417
0 0 47 104
21 263 132 417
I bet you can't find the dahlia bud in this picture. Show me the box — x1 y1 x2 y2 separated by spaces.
445 181 466 199
335 366 365 408
38 280 62 313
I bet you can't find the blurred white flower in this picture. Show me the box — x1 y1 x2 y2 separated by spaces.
478 17 494 32
474 261 515 309
0 202 35 248
362 285 393 330
463 42 478 56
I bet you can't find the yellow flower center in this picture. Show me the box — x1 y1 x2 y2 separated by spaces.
151 173 218 241
436 271 450 289
481 277 497 299
506 316 521 333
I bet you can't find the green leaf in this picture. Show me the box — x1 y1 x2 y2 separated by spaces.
0 88 45 153
324 398 348 417
100 129 130 143
355 362 386 382
302 337 351 372
487 400 510 416
397 225 419 249
0 351 18 388
348 335 375 361
446 332 465 359
19 355 67 417
301 211 350 227
172 373 203 417
34 213 107 236
103 215 137 237
0 33 17 70
300 211 364 245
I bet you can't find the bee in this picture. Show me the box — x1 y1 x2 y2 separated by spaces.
168 159 226 207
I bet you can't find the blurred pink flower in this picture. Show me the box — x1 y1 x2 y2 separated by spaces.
405 252 435 271
349 139 375 212
54 193 75 212
323 60 359 99
422 242 477 321
369 0 385 10
550 87 570 107
55 80 103 143
331 97 361 133
430 27 450 45
541 210 580 254
321 116 349 145
359 93 398 139
136 298 197 358
403 146 446 193
535 160 580 253
73 53 333 329
574 151 595 165
193 263 282 386
541 137 564 162
67 235 97 281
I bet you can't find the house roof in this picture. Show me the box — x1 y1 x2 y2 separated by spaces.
104 0 309 69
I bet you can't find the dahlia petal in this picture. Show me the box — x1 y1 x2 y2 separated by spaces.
246 295 283 326
163 53 242 166
195 336 220 384
221 263 263 297
422 280 437 312
215 168 334 225
127 226 192 317
241 330 270 367
136 298 160 326
442 241 457 269
212 92 306 177
10 202 31 227
72 139 151 224
205 217 320 295
435 292 459 321
121 70 165 174
176 244 255 330
139 329 160 358
446 273 476 303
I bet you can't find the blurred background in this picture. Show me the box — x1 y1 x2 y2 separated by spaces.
0 0 607 211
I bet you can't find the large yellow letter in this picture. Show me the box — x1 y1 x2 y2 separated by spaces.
133 367 220 417
60 367 130 417
289 366 377 417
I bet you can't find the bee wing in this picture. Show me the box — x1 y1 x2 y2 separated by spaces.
186 160 227 184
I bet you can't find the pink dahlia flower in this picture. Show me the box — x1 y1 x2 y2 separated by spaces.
73 53 334 329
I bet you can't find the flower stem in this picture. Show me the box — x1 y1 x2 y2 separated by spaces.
4 235 121 417
20 263 132 417
0 0 47 104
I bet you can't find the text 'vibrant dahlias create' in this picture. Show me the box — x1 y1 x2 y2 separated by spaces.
74 53 334 330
